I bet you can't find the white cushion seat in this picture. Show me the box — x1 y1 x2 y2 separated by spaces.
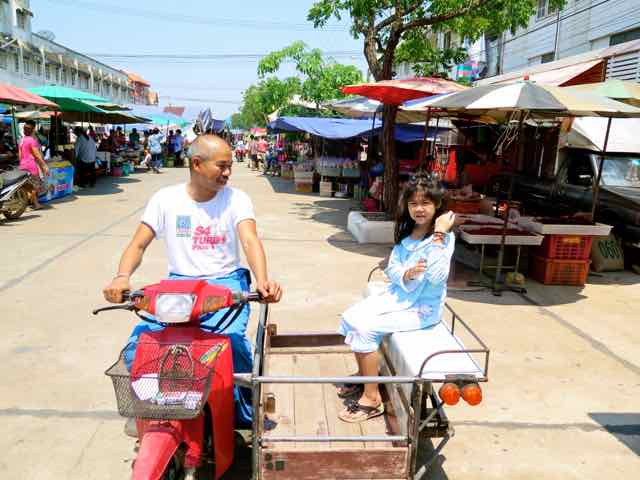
382 321 484 382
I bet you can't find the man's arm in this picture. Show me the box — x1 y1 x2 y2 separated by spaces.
31 144 49 176
103 223 155 303
237 219 282 303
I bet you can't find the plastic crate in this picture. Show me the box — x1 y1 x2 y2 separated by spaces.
536 235 593 260
530 256 590 286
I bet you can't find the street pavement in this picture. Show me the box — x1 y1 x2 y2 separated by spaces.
0 164 638 479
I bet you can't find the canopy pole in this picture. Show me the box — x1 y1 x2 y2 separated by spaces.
420 107 432 171
11 106 18 147
494 111 526 295
590 117 612 222
367 109 377 163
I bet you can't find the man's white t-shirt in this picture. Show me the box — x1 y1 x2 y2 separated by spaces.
141 184 255 277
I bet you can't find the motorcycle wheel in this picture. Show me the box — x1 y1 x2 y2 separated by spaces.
3 187 29 219
161 452 185 480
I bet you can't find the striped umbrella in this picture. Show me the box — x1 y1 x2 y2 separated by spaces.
413 81 640 118
564 79 640 107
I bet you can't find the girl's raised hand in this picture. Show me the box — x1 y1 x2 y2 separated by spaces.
404 259 426 282
435 211 456 233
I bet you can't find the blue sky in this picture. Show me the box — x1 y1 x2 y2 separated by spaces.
31 0 369 120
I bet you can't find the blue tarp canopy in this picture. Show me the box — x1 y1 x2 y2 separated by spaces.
268 116 446 143
269 117 376 139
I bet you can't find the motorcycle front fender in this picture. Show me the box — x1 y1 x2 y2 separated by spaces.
131 425 182 480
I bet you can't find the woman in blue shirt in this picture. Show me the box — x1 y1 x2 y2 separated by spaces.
338 174 456 422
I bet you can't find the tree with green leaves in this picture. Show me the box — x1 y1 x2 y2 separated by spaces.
258 41 363 110
235 77 302 128
308 0 563 214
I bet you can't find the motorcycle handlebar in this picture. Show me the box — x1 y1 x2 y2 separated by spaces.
93 290 262 316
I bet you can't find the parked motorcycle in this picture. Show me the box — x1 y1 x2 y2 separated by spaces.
94 280 261 480
0 168 32 220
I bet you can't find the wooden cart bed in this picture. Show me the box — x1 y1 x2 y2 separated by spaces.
259 350 409 480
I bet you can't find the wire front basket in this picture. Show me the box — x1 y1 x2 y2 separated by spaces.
106 341 223 420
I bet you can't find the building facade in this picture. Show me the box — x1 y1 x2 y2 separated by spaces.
487 0 640 79
0 0 156 104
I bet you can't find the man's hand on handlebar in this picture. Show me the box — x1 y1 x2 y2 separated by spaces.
256 280 282 303
103 276 131 304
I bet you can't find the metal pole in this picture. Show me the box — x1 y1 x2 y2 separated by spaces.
590 117 612 222
494 112 525 293
265 435 407 443
420 107 432 171
254 375 417 384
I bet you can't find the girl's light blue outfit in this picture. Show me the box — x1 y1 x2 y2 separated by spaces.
339 233 455 353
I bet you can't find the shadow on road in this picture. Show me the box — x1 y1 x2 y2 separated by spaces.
589 413 640 456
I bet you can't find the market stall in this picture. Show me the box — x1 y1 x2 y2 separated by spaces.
407 81 640 292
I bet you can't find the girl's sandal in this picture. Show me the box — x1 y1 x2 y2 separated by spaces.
336 383 363 399
338 402 385 423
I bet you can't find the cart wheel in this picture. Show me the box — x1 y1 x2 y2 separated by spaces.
3 187 29 219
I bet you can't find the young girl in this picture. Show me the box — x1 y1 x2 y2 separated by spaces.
337 175 456 423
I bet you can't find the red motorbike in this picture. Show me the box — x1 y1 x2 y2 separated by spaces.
94 280 261 480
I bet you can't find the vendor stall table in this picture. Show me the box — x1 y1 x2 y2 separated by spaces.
457 223 543 290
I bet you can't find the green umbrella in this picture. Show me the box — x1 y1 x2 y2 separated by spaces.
27 85 107 113
566 79 640 107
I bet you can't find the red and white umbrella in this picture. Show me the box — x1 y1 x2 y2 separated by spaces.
0 83 58 109
341 77 467 105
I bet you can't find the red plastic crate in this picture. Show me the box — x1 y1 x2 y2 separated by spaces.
536 235 593 260
530 256 590 286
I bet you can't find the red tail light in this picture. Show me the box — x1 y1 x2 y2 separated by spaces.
438 383 461 406
461 383 483 406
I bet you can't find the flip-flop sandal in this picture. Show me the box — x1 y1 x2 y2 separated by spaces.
337 383 363 399
338 402 385 423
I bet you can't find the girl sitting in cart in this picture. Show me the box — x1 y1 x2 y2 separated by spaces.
338 174 456 423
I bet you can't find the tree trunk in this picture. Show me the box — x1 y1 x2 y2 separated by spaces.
382 104 399 217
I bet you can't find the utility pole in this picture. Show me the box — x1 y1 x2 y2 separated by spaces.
553 9 561 60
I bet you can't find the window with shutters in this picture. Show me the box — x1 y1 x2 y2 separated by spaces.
536 0 557 20
13 54 19 72
16 11 27 30
0 52 7 70
610 27 640 46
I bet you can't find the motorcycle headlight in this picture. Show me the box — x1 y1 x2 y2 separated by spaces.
155 294 194 324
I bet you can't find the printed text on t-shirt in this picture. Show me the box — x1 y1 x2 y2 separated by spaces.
192 225 227 251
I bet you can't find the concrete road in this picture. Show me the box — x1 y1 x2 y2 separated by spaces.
1 165 638 479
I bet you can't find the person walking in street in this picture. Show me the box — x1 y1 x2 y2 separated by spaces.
173 129 184 167
74 127 98 188
19 120 49 210
148 128 164 173
102 134 282 428
336 174 456 423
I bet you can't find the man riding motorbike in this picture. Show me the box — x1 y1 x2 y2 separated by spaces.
103 134 282 428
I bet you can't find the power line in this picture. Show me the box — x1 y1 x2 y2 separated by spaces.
86 51 363 60
43 0 348 32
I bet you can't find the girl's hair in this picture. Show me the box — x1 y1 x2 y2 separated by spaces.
394 173 445 244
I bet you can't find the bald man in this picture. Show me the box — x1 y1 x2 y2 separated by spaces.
103 134 282 427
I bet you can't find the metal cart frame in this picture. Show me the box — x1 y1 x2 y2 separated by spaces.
233 300 490 480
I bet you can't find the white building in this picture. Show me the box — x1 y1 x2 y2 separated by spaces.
0 0 134 103
492 0 640 78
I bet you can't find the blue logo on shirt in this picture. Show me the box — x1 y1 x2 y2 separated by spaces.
176 215 192 237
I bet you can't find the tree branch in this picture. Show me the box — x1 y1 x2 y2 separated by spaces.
400 0 493 32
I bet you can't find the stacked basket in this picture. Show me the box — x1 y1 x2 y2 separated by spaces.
530 235 593 285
